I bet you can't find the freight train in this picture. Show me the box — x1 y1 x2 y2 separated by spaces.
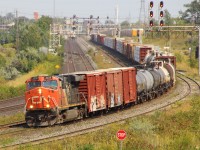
25 63 175 127
90 33 176 68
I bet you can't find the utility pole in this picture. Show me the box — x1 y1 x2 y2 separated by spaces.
49 0 61 54
115 0 119 25
139 0 146 28
16 10 19 51
198 26 200 76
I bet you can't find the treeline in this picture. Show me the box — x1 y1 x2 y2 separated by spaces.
0 16 53 80
0 15 64 100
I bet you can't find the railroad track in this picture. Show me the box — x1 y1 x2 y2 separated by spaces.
62 39 95 73
0 96 24 116
82 38 135 67
72 39 95 71
0 121 26 130
177 71 200 94
1 69 196 149
0 96 24 106
0 103 24 112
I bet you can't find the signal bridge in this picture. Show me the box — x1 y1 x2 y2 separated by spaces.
49 18 119 53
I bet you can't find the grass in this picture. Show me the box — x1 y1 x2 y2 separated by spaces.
18 95 199 150
87 48 120 69
0 112 24 125
0 137 16 147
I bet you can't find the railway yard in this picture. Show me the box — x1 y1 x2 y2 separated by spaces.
0 1 200 148
0 36 199 149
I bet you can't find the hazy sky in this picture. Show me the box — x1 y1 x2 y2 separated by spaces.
0 0 193 22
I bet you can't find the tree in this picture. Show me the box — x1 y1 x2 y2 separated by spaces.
37 16 52 32
164 9 173 25
121 21 130 28
18 24 42 50
179 0 200 24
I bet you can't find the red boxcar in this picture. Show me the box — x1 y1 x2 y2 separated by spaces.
74 71 107 112
121 67 137 104
155 56 176 69
76 67 137 111
105 69 124 108
98 67 137 107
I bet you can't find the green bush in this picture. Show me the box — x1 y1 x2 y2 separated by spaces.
190 58 198 68
174 52 183 63
0 85 25 100
0 54 6 67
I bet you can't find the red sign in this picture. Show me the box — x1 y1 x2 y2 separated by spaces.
116 130 126 140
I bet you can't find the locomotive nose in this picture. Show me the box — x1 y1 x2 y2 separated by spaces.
25 87 54 110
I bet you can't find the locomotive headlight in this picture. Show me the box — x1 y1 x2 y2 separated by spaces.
38 88 42 94
30 105 34 109
46 104 50 108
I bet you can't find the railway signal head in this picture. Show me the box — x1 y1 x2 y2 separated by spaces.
160 20 164 26
150 11 153 18
160 1 164 8
150 20 153 27
160 11 164 17
150 1 153 8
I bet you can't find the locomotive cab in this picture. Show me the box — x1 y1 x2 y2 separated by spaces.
25 75 62 127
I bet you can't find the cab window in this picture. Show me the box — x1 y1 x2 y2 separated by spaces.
43 80 58 89
27 81 41 90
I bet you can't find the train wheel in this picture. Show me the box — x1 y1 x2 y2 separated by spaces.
79 108 85 119
47 118 57 126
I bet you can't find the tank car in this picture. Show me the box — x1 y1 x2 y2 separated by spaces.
136 70 154 102
136 61 175 103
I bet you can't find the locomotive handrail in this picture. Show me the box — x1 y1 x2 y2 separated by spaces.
80 92 88 117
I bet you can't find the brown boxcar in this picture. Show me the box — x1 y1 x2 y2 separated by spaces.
134 46 152 63
71 67 137 111
72 71 107 113
121 67 137 104
99 68 137 107
105 69 124 108
155 56 176 69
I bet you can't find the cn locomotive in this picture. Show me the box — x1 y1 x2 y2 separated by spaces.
25 62 175 127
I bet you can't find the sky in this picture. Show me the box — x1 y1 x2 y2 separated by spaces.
0 0 194 22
